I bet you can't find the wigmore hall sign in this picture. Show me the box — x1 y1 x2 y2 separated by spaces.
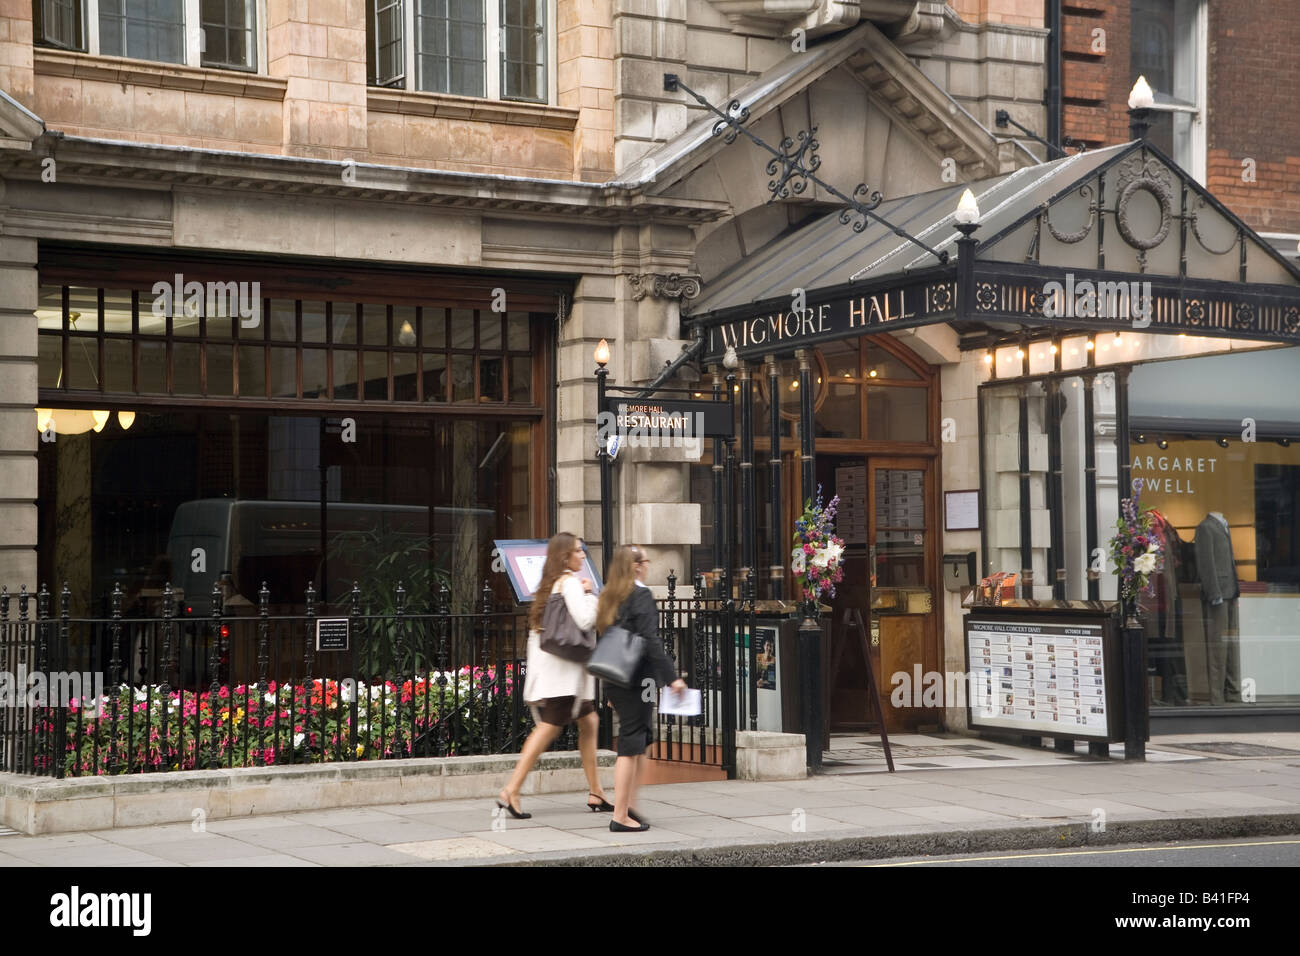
700 278 955 363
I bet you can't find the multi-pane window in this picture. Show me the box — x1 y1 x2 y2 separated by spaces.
99 0 185 64
35 284 538 406
369 0 549 103
34 0 83 50
32 0 258 71
369 0 405 87
500 0 544 101
200 0 257 71
1131 0 1206 181
415 0 486 98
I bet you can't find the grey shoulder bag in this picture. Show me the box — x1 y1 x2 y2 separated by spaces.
586 625 646 688
539 590 597 663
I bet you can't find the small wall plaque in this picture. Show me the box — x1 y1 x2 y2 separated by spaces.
316 618 349 652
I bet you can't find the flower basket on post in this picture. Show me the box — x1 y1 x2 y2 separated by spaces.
791 486 844 773
1108 489 1163 761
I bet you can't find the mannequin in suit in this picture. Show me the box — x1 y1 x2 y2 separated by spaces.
1193 511 1241 705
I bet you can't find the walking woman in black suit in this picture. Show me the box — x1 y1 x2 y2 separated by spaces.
595 545 686 833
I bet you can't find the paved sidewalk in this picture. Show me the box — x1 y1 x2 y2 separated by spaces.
2 733 1299 866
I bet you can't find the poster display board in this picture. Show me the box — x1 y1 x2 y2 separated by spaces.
964 605 1123 743
494 539 603 603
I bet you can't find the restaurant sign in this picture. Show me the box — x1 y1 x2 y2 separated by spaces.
700 278 956 363
598 397 734 442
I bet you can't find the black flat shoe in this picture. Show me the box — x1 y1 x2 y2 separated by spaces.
609 819 650 833
586 793 615 812
496 799 531 820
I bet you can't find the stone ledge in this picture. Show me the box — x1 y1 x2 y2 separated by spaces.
0 750 616 835
367 88 580 130
34 48 289 101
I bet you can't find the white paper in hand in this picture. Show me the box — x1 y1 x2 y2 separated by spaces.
658 687 702 716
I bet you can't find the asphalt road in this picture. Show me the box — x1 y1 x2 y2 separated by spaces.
814 836 1300 866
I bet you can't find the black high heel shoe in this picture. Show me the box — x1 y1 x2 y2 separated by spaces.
586 793 615 812
496 795 531 820
609 819 650 833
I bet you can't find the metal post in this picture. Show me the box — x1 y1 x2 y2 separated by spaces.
711 367 725 596
725 368 738 599
799 613 822 774
596 360 613 577
1129 107 1152 142
1083 372 1100 601
796 349 814 505
767 356 783 600
1114 364 1145 760
1115 366 1133 502
1046 377 1065 599
739 363 756 593
1017 384 1033 599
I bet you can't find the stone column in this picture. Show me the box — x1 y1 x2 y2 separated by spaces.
556 274 618 549
559 0 616 181
267 0 368 160
0 237 39 588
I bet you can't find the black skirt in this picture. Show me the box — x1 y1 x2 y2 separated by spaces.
606 681 654 756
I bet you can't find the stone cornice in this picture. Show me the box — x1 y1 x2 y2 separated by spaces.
0 135 729 226
34 48 288 101
367 88 579 131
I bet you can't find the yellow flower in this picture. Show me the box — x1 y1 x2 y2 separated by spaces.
355 744 365 758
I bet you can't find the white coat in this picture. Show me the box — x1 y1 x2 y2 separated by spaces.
523 571 598 719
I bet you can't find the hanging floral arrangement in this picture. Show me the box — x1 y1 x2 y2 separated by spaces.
792 484 845 606
1108 488 1164 605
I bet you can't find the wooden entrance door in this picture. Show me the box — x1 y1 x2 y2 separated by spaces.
865 456 940 733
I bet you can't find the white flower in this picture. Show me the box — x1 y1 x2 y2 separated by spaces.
341 683 353 703
265 691 277 704
294 732 306 747
791 549 806 573
1133 551 1158 575
811 540 844 569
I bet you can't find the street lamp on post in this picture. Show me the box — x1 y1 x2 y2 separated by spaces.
594 339 613 576
954 188 981 324
1128 76 1155 142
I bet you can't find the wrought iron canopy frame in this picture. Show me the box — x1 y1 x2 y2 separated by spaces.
686 140 1300 365
663 73 951 265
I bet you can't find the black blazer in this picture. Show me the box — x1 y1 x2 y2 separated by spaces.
614 586 678 688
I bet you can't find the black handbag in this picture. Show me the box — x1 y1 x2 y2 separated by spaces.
538 590 597 663
586 625 646 688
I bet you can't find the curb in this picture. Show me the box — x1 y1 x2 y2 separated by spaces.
463 810 1300 867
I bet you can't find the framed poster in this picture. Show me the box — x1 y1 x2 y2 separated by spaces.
944 489 981 531
494 539 603 603
963 607 1122 743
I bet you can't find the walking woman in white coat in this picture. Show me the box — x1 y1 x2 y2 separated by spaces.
497 532 613 818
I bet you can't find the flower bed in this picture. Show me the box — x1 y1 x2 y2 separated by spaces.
42 665 528 776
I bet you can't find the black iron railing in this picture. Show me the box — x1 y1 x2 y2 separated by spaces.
1 576 744 779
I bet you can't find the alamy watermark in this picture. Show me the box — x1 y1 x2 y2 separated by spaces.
0 666 105 708
596 403 704 454
152 273 261 328
1040 273 1153 328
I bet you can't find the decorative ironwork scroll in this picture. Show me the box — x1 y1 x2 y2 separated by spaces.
663 73 950 265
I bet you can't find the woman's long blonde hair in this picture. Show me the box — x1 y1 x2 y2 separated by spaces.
528 532 579 631
596 544 644 633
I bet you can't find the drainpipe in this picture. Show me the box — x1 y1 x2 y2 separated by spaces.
1045 0 1062 155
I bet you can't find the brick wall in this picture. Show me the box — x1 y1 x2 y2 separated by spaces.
1204 0 1300 232
1060 0 1300 234
1060 0 1130 149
